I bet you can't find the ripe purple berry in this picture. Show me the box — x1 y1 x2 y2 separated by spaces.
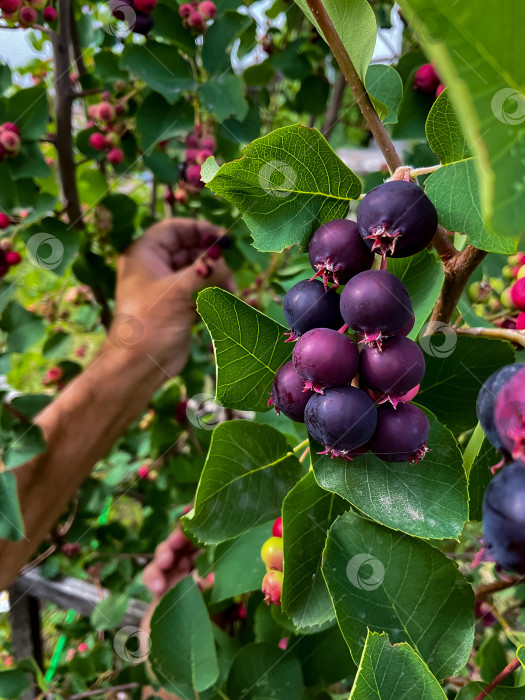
476 364 525 453
357 180 438 259
339 269 414 346
369 403 430 463
269 361 311 423
494 366 525 462
360 336 425 407
283 279 343 341
304 386 377 459
308 219 374 288
293 328 359 393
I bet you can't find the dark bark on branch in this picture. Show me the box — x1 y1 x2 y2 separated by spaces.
431 246 487 324
475 576 523 599
69 2 87 79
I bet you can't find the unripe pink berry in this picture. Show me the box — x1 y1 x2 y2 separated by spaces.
107 147 124 165
5 251 21 266
435 83 445 98
0 130 20 154
511 278 525 311
89 132 107 151
517 312 525 331
87 104 99 121
97 101 116 123
0 122 19 135
261 536 283 571
196 148 212 165
77 643 88 653
188 10 205 31
262 570 283 606
0 213 10 229
105 131 121 148
43 6 57 21
186 133 199 148
186 164 202 185
179 2 192 17
44 366 63 385
19 5 38 26
413 63 440 93
0 0 21 13
174 187 187 203
185 148 198 164
137 464 149 479
198 0 215 19
272 516 282 538
134 0 156 12
164 187 175 205
200 136 215 151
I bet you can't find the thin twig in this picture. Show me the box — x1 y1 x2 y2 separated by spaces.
71 88 105 100
456 326 525 348
69 1 87 78
475 576 523 599
322 71 346 139
473 658 521 700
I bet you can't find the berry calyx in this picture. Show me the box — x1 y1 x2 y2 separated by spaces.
0 213 10 229
179 3 192 17
340 269 414 347
494 366 525 462
308 219 374 288
413 63 440 93
89 132 107 151
511 278 525 311
43 6 57 21
293 328 359 393
357 180 438 259
107 147 124 165
0 130 20 154
304 386 377 458
261 536 283 571
369 403 430 463
269 361 311 422
272 516 282 538
262 570 283 605
97 101 116 123
198 0 216 19
283 279 343 341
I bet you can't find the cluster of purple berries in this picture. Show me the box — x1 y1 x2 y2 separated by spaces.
478 365 525 573
269 180 438 464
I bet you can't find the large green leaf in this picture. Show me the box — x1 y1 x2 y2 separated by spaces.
186 421 302 544
293 0 376 82
313 411 467 540
136 94 194 152
204 125 361 252
202 11 252 75
282 471 347 630
227 643 303 700
0 301 45 353
149 577 219 692
0 670 31 699
365 65 403 125
387 250 444 340
199 74 248 123
197 287 292 411
0 472 25 541
3 423 46 471
20 217 79 277
398 0 525 238
418 337 515 433
350 632 447 699
293 625 356 685
5 86 48 140
426 90 471 165
322 512 475 678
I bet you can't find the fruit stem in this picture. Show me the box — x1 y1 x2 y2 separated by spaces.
472 658 521 700
299 446 310 463
475 576 523 600
379 256 388 271
455 326 525 348
293 438 309 453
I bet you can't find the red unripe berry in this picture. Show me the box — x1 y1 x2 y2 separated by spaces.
179 2 192 17
97 101 116 123
87 104 99 120
5 251 21 266
517 312 525 331
175 399 188 424
261 536 283 571
272 517 282 538
0 0 21 13
137 464 150 479
134 0 156 11
511 278 525 311
198 0 215 18
435 83 445 98
175 187 187 204
19 5 37 25
62 542 82 557
164 187 176 205
0 130 20 153
0 122 19 135
43 6 57 21
44 366 63 384
200 136 215 151
186 133 199 148
413 63 440 93
196 148 212 165
262 570 283 605
107 147 124 165
77 642 88 653
89 132 107 151
186 163 202 186
188 10 205 31
185 148 198 164
0 213 10 229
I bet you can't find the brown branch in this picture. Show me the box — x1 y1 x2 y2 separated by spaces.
322 71 346 139
475 576 523 599
50 0 84 229
456 326 525 348
69 1 87 79
473 658 521 700
71 88 104 100
430 245 487 324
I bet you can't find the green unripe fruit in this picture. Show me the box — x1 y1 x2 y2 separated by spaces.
501 287 514 308
260 536 283 571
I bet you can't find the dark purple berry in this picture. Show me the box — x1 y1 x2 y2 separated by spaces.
308 219 374 287
339 270 414 346
304 386 377 459
360 336 425 406
269 361 311 422
292 328 359 393
283 280 343 341
357 180 438 258
482 461 525 574
369 403 430 463
476 364 525 452
133 10 154 33
495 367 525 463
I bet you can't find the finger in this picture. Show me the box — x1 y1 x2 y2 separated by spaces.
171 257 233 297
155 541 175 571
168 529 189 551
143 562 168 596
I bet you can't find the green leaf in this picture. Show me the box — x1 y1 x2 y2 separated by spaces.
91 593 129 631
205 124 361 252
426 90 471 165
476 634 511 685
517 644 525 670
202 11 251 76
120 42 196 104
0 301 45 353
387 250 444 340
8 143 50 181
199 74 248 123
4 423 46 470
293 625 356 685
136 93 194 153
293 0 376 82
43 331 71 359
211 521 270 602
313 411 467 540
150 577 219 692
365 65 403 124
143 151 180 183
418 337 515 433
397 0 525 238
282 471 347 630
322 511 475 678
5 86 48 140
20 217 79 277
295 76 331 116
468 441 498 521
0 670 31 699
10 394 52 420
456 683 525 700
197 288 292 411
226 642 303 700
0 472 25 541
186 421 302 544
350 631 447 699
94 49 129 81
100 194 137 252
151 1 196 55
0 63 12 95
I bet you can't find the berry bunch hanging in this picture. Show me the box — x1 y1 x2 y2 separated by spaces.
87 95 128 167
260 517 283 606
270 181 436 463
165 126 217 204
179 1 216 34
0 0 56 27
